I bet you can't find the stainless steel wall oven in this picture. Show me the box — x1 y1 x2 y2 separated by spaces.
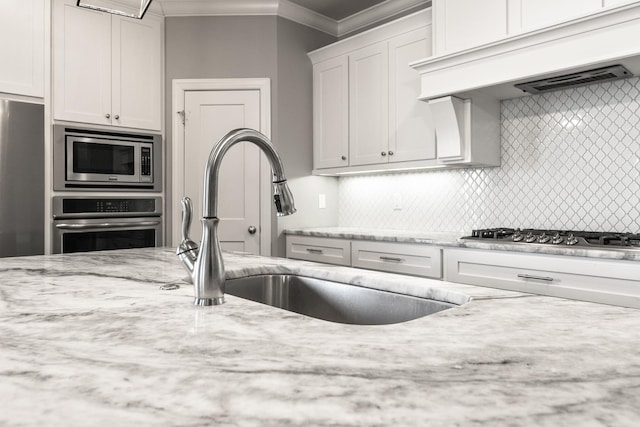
53 125 162 191
52 197 163 254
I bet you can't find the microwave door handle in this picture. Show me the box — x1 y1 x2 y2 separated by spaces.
55 221 161 230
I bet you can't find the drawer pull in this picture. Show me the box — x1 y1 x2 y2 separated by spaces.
517 274 554 282
306 248 323 254
380 256 404 263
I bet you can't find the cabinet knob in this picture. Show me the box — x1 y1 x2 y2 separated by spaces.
388 151 394 156
114 114 120 120
248 225 257 235
381 151 387 156
105 113 110 119
341 155 347 161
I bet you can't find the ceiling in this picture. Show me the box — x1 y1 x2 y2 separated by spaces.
286 0 387 21
154 0 430 37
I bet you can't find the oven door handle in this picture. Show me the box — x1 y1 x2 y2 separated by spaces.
55 220 162 230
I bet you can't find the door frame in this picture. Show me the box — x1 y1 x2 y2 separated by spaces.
171 78 272 256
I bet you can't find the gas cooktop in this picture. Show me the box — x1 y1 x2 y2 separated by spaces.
462 228 640 250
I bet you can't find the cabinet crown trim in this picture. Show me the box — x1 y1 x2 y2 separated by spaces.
309 9 431 64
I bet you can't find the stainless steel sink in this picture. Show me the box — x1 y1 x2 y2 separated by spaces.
225 274 456 325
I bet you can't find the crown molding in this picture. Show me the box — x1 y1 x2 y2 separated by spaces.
158 0 431 37
277 0 337 35
338 0 431 37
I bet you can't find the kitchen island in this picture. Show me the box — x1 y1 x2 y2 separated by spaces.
1 248 639 426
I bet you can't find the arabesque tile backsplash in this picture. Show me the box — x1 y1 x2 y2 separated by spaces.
338 77 640 233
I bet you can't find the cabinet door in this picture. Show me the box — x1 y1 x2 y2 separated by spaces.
53 0 112 126
352 241 442 279
388 28 436 163
434 0 508 55
445 248 640 309
286 235 351 266
508 0 602 34
349 42 389 167
313 56 349 169
0 0 44 97
112 15 162 131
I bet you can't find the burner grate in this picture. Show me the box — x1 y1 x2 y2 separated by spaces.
464 228 640 249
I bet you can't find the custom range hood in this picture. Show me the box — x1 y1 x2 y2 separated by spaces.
411 3 640 101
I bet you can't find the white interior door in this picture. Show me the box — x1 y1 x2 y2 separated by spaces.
182 90 261 254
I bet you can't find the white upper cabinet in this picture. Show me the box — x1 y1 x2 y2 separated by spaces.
111 15 162 130
348 42 389 167
309 10 436 174
434 0 508 55
388 28 435 163
508 0 602 34
0 0 45 98
53 0 162 131
54 3 111 125
312 56 349 169
434 0 639 56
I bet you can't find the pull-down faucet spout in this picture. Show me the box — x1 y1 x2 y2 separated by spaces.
176 128 296 306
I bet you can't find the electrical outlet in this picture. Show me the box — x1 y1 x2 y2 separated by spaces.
318 194 326 209
393 193 402 210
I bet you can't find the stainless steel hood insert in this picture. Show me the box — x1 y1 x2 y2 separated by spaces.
514 64 632 94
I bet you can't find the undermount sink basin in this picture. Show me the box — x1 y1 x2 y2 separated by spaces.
225 274 456 325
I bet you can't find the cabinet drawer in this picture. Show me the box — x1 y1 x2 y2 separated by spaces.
286 236 351 266
351 241 442 278
444 249 640 309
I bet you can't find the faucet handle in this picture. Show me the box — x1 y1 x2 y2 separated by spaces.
177 197 198 255
181 197 194 241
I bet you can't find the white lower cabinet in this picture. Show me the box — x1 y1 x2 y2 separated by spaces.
444 248 640 309
286 236 351 266
286 235 443 279
351 241 442 278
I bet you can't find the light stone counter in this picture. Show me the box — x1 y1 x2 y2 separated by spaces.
1 247 640 426
284 226 465 246
285 227 640 261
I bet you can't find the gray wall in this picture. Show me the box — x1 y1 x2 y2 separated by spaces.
165 15 337 256
274 17 339 256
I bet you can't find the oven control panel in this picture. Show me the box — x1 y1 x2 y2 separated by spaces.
52 197 162 218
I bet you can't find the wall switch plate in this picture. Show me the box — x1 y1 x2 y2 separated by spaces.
319 194 326 209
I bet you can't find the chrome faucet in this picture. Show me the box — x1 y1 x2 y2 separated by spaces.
176 128 296 306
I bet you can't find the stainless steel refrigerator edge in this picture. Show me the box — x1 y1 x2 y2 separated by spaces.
0 99 44 257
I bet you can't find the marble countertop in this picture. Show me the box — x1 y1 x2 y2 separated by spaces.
285 227 640 261
2 247 640 426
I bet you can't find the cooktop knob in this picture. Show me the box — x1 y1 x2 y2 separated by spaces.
566 233 579 246
512 229 524 242
524 232 536 243
537 232 551 244
551 232 564 245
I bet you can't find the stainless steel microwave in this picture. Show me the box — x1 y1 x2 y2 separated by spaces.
54 125 161 191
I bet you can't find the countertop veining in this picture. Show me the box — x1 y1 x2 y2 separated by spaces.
1 247 640 426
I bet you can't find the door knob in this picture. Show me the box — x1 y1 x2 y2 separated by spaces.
248 225 257 234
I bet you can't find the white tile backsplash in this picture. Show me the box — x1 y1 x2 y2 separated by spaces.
339 77 640 233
